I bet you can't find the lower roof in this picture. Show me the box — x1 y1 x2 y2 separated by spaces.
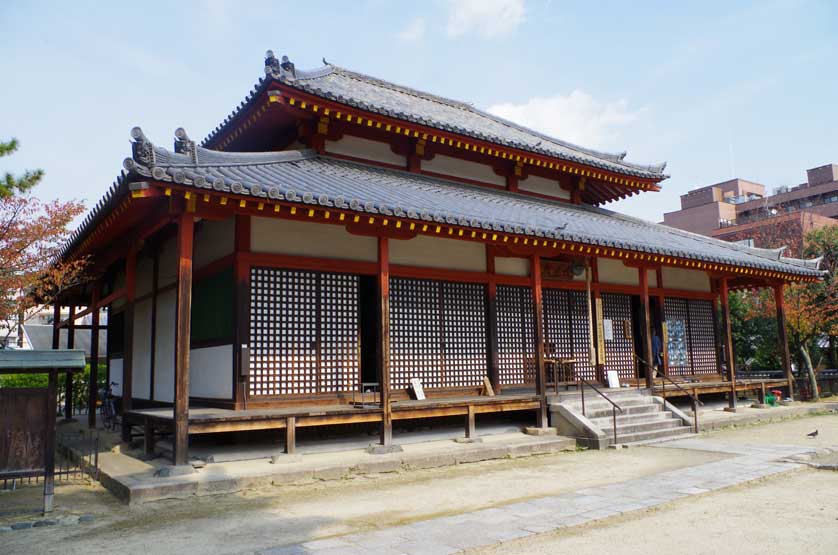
71 128 824 280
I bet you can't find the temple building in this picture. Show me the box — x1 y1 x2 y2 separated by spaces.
54 52 824 464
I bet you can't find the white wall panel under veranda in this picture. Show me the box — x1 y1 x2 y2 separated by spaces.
661 267 711 292
390 234 486 272
153 289 176 402
251 217 377 262
109 358 123 397
131 298 153 400
597 258 639 286
518 175 571 200
193 218 234 269
422 154 506 187
189 345 233 399
325 136 407 167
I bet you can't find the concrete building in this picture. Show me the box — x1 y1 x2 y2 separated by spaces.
663 164 838 255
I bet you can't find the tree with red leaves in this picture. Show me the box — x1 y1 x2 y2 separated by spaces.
1 137 86 345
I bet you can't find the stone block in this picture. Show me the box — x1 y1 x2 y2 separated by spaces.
523 426 558 436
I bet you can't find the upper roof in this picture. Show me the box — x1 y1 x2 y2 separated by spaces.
106 128 822 279
201 53 668 182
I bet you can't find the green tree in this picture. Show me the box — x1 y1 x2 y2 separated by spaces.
1 138 44 197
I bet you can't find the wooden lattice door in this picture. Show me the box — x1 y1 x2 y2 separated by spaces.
248 267 360 397
664 297 719 376
496 285 536 386
601 293 636 380
389 278 488 390
542 288 596 381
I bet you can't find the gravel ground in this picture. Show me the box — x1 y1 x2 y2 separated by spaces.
475 468 838 555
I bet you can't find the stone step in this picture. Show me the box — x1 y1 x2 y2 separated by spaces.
563 403 661 419
600 417 683 435
613 425 694 445
552 390 651 403
559 397 654 411
588 411 673 428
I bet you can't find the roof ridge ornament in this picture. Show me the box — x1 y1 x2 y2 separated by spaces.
265 50 296 79
130 126 156 168
174 127 198 164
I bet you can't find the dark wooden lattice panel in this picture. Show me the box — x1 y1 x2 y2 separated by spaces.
663 297 693 376
543 288 573 362
319 272 362 392
249 267 359 396
441 281 489 388
601 293 636 380
496 285 535 385
687 299 718 375
389 278 443 389
569 290 596 380
389 278 488 390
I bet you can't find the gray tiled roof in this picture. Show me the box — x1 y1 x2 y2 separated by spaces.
202 57 667 181
116 128 822 278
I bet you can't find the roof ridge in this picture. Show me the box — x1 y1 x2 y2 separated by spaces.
327 64 652 169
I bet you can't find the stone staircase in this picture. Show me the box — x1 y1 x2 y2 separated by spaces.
549 388 694 449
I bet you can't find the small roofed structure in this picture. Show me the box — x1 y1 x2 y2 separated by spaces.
53 52 824 467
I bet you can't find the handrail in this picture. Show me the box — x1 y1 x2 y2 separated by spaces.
658 373 703 434
577 376 623 446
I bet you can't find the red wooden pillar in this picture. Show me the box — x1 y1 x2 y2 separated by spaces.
531 254 548 428
88 284 100 429
233 215 251 409
719 278 737 410
485 246 500 392
639 267 654 389
64 305 76 420
122 249 137 410
377 236 393 446
774 283 795 399
174 213 194 466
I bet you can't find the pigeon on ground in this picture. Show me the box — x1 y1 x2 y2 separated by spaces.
807 430 819 438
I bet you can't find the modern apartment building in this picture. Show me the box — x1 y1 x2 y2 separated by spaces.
663 164 838 254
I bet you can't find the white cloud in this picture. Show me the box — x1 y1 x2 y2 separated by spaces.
446 0 526 39
487 91 644 150
398 17 427 42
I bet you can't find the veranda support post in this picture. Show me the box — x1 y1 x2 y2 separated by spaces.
774 283 795 399
639 267 655 389
377 236 393 446
719 278 737 410
173 212 194 466
65 305 75 420
88 284 100 428
121 247 137 441
531 254 548 428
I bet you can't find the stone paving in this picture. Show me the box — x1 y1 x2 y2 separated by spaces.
254 438 818 555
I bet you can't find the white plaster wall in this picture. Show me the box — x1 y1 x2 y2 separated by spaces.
135 254 154 298
190 345 233 399
109 358 123 396
661 267 711 292
597 258 639 286
131 298 152 400
157 235 178 288
325 136 406 167
519 175 571 200
648 269 658 288
111 271 126 309
251 217 377 262
153 289 176 403
390 235 486 272
194 218 234 269
495 257 529 277
423 154 506 187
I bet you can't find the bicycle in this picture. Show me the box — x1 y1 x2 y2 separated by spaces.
100 382 121 431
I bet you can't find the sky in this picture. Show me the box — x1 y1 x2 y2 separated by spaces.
2 0 837 224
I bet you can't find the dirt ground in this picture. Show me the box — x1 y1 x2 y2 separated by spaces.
1 445 724 554
2 413 836 555
476 469 838 555
698 411 838 448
